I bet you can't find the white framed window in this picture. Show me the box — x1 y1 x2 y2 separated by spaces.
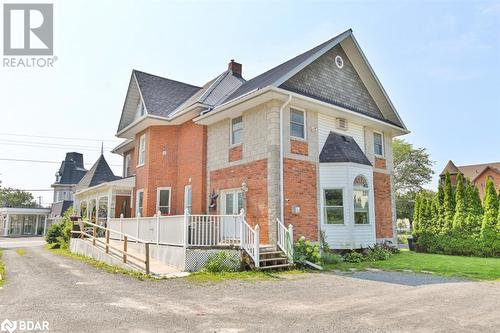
373 131 384 156
184 185 192 214
124 153 131 177
156 188 171 215
290 108 306 139
231 116 243 145
136 189 144 216
323 189 344 224
138 134 146 166
353 175 370 225
135 100 145 119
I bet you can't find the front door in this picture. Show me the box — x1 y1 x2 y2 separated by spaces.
220 189 243 241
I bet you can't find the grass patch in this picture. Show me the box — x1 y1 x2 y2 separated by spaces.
186 269 305 283
46 244 153 281
0 250 5 286
325 250 500 281
15 248 27 256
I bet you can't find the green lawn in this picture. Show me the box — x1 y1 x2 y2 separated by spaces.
0 250 5 286
325 250 500 281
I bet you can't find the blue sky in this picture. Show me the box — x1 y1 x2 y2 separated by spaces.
0 0 499 205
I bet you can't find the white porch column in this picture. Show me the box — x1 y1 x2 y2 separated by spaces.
107 188 112 223
4 214 10 236
35 215 39 236
95 197 99 224
43 216 48 235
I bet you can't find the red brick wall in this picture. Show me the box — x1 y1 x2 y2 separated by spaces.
373 171 393 239
131 123 207 217
228 145 242 162
473 169 500 200
284 158 318 241
210 160 269 243
290 139 308 156
374 157 386 169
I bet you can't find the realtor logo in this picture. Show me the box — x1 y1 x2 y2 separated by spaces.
3 3 53 56
0 319 16 333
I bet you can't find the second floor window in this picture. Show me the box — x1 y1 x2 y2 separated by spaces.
138 134 146 166
231 116 243 145
135 100 145 119
374 132 384 156
124 154 131 177
290 109 305 139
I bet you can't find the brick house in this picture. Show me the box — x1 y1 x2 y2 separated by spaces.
106 29 408 250
440 160 500 199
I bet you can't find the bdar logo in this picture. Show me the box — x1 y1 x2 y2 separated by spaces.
3 4 53 56
0 319 17 333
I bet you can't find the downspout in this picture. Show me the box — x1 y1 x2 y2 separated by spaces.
279 95 292 223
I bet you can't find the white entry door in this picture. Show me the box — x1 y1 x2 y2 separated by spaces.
220 189 243 241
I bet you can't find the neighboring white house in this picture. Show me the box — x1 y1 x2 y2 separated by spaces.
0 207 51 237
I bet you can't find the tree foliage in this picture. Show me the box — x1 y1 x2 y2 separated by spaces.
442 172 455 232
393 138 434 194
452 173 467 231
481 178 498 239
0 187 37 207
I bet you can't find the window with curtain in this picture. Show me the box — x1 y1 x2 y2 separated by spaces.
138 134 146 165
353 175 369 224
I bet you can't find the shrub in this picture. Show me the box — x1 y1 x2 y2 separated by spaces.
344 251 364 263
45 208 74 249
294 236 321 264
202 251 240 273
364 244 393 261
321 252 343 265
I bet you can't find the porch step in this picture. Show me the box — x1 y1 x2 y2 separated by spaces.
258 263 294 270
259 257 288 263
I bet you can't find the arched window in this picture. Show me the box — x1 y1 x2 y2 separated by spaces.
353 175 369 224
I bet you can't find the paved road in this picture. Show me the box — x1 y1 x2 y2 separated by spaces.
1 245 499 332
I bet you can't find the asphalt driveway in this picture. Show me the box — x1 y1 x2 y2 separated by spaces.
0 243 499 332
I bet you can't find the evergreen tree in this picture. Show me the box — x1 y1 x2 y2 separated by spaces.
453 173 467 232
430 195 440 234
464 181 483 235
443 172 455 232
412 193 421 237
481 178 499 238
437 181 445 220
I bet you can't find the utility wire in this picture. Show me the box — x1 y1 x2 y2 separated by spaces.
0 138 114 150
0 158 122 167
0 142 112 152
0 132 121 143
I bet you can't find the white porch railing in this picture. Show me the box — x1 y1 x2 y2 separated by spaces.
107 209 262 266
277 218 294 262
241 219 260 267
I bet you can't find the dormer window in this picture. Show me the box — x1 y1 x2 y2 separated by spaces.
135 100 145 119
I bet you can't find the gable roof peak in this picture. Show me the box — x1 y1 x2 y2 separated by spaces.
440 160 461 176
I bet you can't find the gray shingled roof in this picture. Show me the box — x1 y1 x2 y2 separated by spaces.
53 152 87 186
134 70 201 118
51 200 73 217
222 30 352 104
319 132 372 166
77 155 120 189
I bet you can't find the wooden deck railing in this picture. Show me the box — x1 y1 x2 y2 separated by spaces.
71 220 151 274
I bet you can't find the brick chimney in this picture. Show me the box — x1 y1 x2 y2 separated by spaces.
228 59 242 77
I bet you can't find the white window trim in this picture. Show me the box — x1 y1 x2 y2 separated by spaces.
290 107 307 140
373 131 385 157
156 187 171 215
230 116 243 147
353 175 371 226
136 189 144 216
124 154 131 177
322 187 346 225
137 134 146 167
184 185 192 213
